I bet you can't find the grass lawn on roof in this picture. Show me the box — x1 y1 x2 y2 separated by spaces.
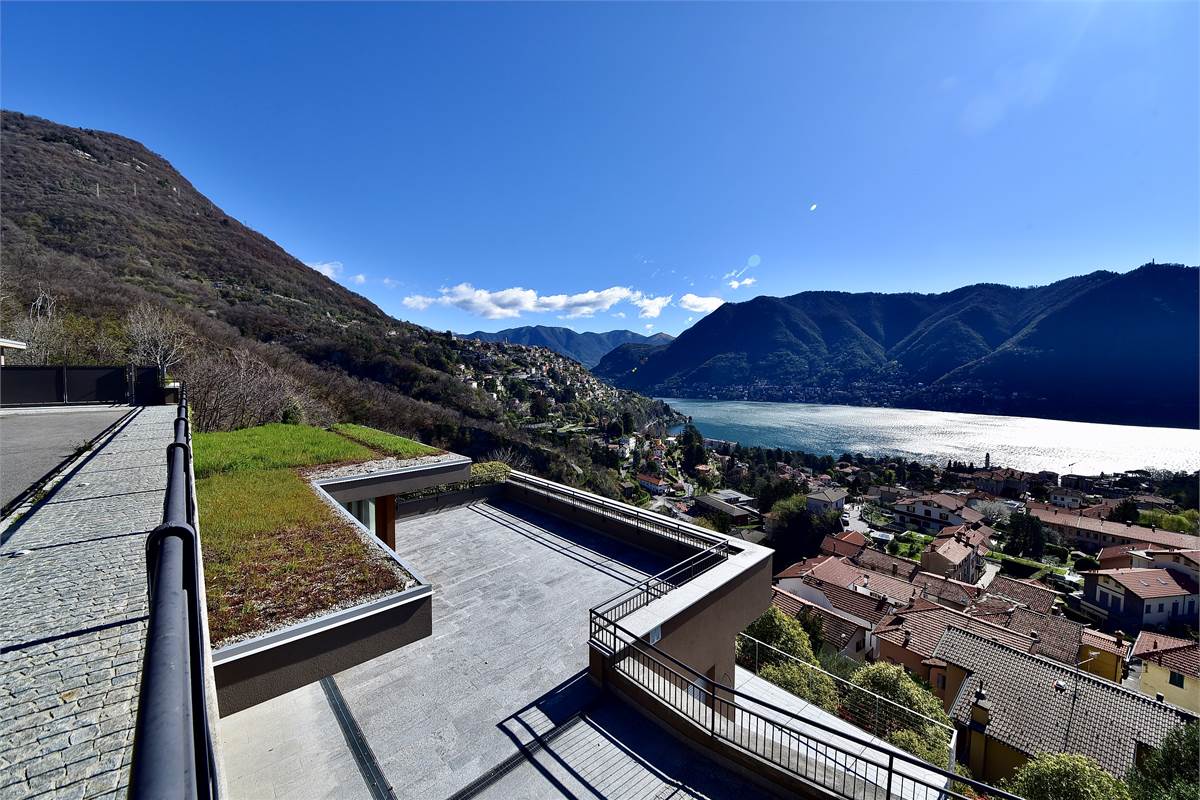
197 468 406 644
192 421 439 644
331 423 441 458
192 423 376 478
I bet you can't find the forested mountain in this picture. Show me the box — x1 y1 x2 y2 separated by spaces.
597 266 1199 428
465 325 673 367
0 111 676 493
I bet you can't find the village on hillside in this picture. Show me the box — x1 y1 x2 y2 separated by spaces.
587 423 1200 785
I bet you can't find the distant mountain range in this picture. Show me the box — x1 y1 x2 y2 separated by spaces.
594 265 1199 428
464 325 673 367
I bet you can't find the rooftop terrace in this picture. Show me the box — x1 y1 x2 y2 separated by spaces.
221 499 772 798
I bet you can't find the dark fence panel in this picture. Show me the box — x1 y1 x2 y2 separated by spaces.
0 366 62 405
64 366 128 403
134 367 163 405
0 364 161 407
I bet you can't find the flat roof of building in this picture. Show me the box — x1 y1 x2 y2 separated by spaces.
220 499 771 799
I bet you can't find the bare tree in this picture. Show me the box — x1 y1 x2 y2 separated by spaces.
125 301 191 373
12 288 65 364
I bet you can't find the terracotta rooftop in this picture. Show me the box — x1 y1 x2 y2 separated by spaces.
1029 507 1200 550
873 598 1039 662
1080 628 1131 658
964 602 1086 665
774 555 832 580
896 493 984 524
984 575 1059 615
851 548 920 580
1132 632 1200 678
1087 568 1198 599
934 628 1196 778
800 576 895 624
910 572 982 608
806 557 918 605
771 587 866 651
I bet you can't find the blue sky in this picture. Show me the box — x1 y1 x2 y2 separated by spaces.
2 2 1196 335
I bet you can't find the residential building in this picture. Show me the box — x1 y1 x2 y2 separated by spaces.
910 572 983 610
873 598 1040 684
806 487 847 515
965 597 1129 682
771 587 870 660
637 472 668 495
819 529 867 557
971 467 1038 498
1049 487 1087 509
983 574 1060 615
695 492 753 525
1132 632 1200 713
932 628 1196 785
1028 506 1200 553
1080 567 1199 632
893 493 983 534
920 523 991 584
851 548 920 580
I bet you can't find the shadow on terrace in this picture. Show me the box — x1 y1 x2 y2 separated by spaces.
201 423 1015 800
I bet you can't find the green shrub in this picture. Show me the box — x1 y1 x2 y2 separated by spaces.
743 607 820 666
759 661 839 713
1005 753 1130 800
1126 721 1199 800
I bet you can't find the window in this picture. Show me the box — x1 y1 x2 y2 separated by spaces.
924 509 932 517
1170 671 1185 688
936 674 946 690
1158 603 1165 613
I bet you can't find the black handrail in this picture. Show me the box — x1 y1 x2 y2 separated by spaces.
589 608 1024 800
129 389 219 800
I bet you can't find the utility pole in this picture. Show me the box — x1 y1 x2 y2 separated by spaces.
1063 650 1099 751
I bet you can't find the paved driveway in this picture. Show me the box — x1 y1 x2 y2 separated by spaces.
0 406 131 510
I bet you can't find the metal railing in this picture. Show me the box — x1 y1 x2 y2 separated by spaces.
736 633 958 772
591 542 733 627
590 612 1021 800
508 470 729 553
129 388 219 800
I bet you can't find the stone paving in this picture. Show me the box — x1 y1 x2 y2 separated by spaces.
0 406 176 800
221 499 771 800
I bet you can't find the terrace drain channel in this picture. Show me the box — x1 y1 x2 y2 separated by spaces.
321 676 396 800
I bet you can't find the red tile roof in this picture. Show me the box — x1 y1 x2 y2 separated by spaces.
1029 507 1200 550
771 587 866 651
800 576 895 624
984 575 1059 615
1132 632 1200 679
873 598 1039 661
774 555 832 579
1081 628 1131 658
1088 568 1197 599
806 557 918 605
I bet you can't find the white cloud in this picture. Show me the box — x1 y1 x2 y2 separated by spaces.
612 311 626 319
728 276 758 290
402 294 435 310
644 323 654 331
382 277 401 288
351 273 366 285
306 260 343 279
687 317 694 322
809 203 818 212
401 284 651 320
722 266 748 280
679 294 725 314
630 293 672 319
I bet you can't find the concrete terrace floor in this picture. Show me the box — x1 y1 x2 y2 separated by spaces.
221 500 774 800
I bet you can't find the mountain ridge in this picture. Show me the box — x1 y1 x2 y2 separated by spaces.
463 325 673 367
594 266 1199 428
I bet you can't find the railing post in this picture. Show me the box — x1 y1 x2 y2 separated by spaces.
886 752 894 798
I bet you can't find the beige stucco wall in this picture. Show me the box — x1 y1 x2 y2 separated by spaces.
1140 662 1200 712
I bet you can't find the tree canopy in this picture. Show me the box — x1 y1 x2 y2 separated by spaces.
1005 753 1130 800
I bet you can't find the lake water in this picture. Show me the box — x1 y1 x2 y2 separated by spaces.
660 398 1200 475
